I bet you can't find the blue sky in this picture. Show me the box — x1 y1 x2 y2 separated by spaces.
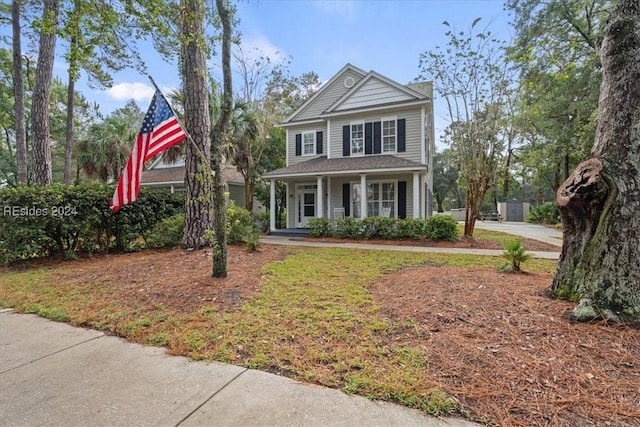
41 1 512 137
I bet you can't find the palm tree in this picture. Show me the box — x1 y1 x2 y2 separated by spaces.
77 115 136 182
227 101 262 210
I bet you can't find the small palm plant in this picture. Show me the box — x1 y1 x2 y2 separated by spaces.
501 239 532 273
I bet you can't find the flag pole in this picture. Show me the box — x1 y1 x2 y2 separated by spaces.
147 75 212 171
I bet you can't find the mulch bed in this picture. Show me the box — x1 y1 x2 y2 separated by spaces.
368 265 640 426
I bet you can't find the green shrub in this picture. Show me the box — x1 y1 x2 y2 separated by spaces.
245 232 261 252
308 218 334 237
360 216 396 239
395 218 413 239
145 214 185 248
424 215 459 241
501 239 532 272
335 217 363 239
0 183 183 265
256 211 271 233
527 202 560 225
226 201 254 244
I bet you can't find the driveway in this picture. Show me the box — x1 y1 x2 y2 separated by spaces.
472 221 563 247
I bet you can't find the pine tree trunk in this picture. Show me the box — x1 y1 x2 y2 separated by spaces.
64 68 75 185
181 0 212 249
211 0 233 278
550 1 640 323
31 0 58 186
12 0 27 185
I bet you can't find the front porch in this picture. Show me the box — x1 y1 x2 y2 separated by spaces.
266 170 429 232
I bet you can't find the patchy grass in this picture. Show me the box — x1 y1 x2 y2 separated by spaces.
0 247 558 420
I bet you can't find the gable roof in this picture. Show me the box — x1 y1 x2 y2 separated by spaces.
284 63 366 124
324 71 429 115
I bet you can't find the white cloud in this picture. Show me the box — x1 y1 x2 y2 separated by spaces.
236 34 287 64
107 82 155 102
311 0 356 20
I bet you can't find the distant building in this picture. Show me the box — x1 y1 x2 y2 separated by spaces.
141 155 247 208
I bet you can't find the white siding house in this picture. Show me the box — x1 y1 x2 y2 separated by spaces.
263 64 436 230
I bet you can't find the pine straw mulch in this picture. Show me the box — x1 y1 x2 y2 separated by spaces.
368 265 640 426
27 244 638 426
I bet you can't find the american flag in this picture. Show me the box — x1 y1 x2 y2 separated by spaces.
110 90 187 212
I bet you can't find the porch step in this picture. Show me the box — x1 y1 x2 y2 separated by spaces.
269 228 311 237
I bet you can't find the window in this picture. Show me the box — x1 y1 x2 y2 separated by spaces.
352 181 396 218
351 122 364 155
382 119 396 153
303 131 315 155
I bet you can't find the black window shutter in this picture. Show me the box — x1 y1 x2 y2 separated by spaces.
316 131 323 155
342 125 350 157
398 181 407 219
397 119 406 152
373 121 382 154
364 123 373 155
342 183 351 216
295 134 302 156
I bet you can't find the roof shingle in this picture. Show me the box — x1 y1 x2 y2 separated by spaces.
262 155 426 178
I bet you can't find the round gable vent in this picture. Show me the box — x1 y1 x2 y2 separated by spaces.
344 76 355 88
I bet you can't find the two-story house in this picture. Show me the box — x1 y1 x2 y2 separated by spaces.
263 64 435 232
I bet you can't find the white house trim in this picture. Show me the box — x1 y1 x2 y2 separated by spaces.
327 119 331 159
278 118 325 127
265 166 426 180
421 106 426 164
320 99 430 118
413 172 420 219
285 128 289 165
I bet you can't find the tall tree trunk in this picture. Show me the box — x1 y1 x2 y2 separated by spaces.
503 147 512 198
550 0 640 323
181 0 212 249
64 68 75 185
435 193 444 213
211 0 233 278
245 176 254 212
12 0 27 185
31 0 58 186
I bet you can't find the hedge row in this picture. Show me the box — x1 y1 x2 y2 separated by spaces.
0 183 183 265
308 214 459 241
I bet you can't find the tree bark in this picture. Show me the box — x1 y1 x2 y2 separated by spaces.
12 0 27 185
64 67 75 185
31 0 58 186
550 0 640 323
181 0 212 249
211 0 233 278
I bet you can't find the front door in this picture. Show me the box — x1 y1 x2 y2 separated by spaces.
297 189 316 227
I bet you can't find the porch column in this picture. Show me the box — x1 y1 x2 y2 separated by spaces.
360 174 367 218
270 179 276 232
316 176 324 218
413 171 420 218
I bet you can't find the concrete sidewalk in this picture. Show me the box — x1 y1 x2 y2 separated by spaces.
0 309 477 427
260 236 560 260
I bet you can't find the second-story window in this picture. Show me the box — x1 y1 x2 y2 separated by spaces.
351 122 364 155
303 131 315 155
382 119 396 153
